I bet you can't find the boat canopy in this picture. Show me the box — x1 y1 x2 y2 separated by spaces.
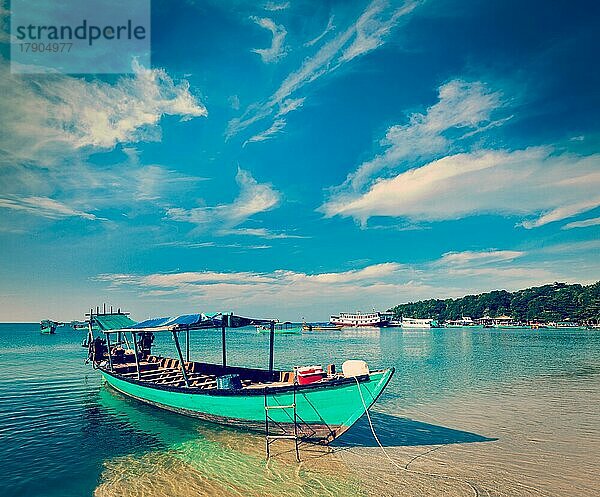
93 314 137 331
99 312 274 334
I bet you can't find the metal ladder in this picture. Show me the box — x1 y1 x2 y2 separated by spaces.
264 383 301 462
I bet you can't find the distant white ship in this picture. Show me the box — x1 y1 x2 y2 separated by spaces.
445 317 476 327
330 311 389 328
401 317 440 329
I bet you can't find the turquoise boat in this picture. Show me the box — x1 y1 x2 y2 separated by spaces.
40 319 59 334
84 310 394 442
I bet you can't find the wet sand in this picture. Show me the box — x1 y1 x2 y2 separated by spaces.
338 374 600 496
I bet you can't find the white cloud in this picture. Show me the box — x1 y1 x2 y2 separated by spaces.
0 59 207 167
276 97 305 116
0 195 98 220
227 0 419 139
322 147 600 228
93 246 600 319
95 262 416 313
221 227 308 239
436 250 525 267
251 17 287 63
0 59 208 228
243 118 286 146
165 168 281 232
263 1 290 11
339 79 505 193
562 217 600 230
304 15 335 47
339 0 415 63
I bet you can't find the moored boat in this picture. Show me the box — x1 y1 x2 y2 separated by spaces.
401 317 440 329
330 311 389 328
256 322 302 334
84 310 394 442
301 321 343 331
40 319 60 334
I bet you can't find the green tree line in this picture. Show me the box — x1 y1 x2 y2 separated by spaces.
389 281 600 323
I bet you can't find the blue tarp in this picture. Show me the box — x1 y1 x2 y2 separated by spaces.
124 312 273 331
131 313 218 329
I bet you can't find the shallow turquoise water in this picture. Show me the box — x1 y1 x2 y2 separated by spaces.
1 324 599 496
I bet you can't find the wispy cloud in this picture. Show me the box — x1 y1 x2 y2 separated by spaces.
276 97 305 116
155 241 272 250
562 217 600 230
321 147 600 228
243 118 286 146
304 15 335 47
220 227 308 239
0 195 99 220
228 0 420 139
263 1 290 11
165 168 281 233
337 79 506 193
251 17 288 63
436 250 525 267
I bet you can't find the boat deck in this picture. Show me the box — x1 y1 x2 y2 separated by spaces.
108 355 306 390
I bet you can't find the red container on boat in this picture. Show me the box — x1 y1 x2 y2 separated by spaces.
296 366 325 385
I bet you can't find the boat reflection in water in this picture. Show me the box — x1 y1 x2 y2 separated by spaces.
93 387 363 497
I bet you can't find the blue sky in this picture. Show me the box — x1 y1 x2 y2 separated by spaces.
0 0 598 321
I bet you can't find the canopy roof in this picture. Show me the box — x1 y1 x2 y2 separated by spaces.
95 312 274 334
93 314 137 331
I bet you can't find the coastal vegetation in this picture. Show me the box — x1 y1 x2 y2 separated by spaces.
389 281 600 323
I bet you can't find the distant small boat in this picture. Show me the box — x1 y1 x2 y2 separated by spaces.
445 317 476 327
301 322 343 331
256 323 302 334
386 319 403 327
330 311 389 328
40 320 59 334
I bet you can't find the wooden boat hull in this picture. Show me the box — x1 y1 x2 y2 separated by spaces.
100 367 394 440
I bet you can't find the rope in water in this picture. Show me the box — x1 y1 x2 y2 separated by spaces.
354 377 481 497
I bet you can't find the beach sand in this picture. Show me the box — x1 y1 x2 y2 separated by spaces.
338 374 600 497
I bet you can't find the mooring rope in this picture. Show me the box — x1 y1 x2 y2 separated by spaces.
354 377 481 497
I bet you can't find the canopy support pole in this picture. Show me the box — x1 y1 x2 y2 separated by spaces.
172 330 190 388
123 332 131 350
105 332 114 371
132 332 141 380
268 320 275 373
222 323 227 367
185 328 190 362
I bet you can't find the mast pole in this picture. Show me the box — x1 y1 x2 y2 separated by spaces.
105 332 114 372
185 327 190 362
221 321 227 368
172 330 190 388
131 332 141 380
268 320 275 373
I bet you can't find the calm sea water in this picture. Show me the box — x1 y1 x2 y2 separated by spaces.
1 324 599 497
